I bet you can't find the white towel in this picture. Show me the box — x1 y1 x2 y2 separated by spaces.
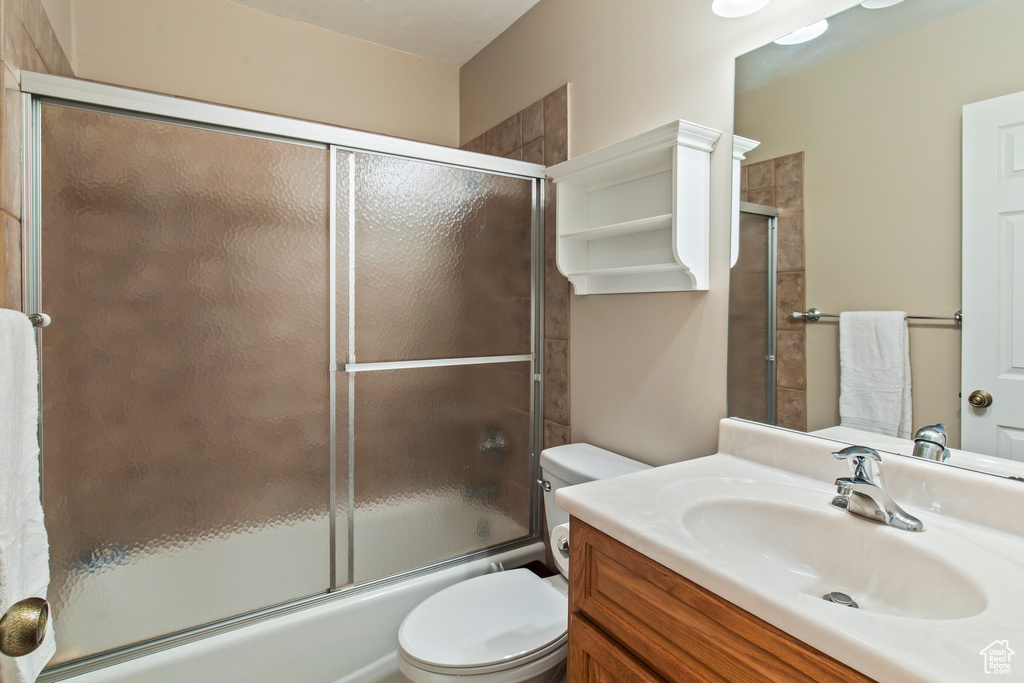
0 309 55 681
839 311 912 439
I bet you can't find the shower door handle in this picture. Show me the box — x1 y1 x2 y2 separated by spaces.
0 597 49 657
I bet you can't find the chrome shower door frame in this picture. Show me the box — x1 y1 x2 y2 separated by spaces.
331 145 543 588
737 201 778 424
22 72 546 681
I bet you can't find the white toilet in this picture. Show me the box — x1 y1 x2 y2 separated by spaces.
398 443 650 683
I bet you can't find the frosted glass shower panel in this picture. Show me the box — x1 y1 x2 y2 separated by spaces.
352 362 532 583
727 211 773 423
39 104 332 664
351 153 533 362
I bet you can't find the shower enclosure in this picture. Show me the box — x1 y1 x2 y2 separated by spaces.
21 74 545 677
727 203 778 424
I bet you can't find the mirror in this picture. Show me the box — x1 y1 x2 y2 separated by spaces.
730 0 1024 478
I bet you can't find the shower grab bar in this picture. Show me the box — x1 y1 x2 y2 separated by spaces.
792 308 962 327
339 354 533 373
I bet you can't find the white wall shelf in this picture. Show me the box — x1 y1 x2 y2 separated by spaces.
561 213 673 241
579 263 682 275
547 120 722 294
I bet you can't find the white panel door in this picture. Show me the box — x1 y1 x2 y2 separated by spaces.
962 90 1024 459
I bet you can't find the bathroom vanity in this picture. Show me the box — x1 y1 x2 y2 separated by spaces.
557 418 1024 683
567 519 870 682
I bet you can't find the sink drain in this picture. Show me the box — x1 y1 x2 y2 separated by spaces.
823 591 859 608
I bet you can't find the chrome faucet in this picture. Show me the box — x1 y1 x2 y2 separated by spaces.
830 445 924 532
912 423 950 463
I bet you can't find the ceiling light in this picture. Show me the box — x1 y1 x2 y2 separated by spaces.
860 0 905 8
773 19 829 45
712 0 771 18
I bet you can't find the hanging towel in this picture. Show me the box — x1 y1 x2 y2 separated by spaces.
0 309 55 682
839 311 912 439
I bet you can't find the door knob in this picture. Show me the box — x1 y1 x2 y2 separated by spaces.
0 597 48 657
968 390 993 408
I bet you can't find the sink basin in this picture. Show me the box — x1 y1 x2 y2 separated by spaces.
661 479 987 621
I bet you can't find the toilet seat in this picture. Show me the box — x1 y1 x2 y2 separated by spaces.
398 569 568 676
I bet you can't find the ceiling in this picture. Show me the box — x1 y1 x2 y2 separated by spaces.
228 0 542 66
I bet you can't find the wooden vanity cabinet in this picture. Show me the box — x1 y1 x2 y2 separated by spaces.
567 518 876 683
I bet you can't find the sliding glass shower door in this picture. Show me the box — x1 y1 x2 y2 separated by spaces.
336 151 534 585
39 104 333 664
34 101 538 669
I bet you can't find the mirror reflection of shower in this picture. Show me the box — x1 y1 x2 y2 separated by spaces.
727 203 778 425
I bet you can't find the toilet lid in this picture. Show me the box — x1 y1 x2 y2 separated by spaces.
398 569 568 670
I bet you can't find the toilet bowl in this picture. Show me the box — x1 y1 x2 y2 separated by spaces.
397 444 649 683
398 569 568 683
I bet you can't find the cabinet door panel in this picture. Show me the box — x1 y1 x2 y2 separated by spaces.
569 518 876 683
569 614 665 683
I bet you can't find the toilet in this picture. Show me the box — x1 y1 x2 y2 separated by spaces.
397 443 650 683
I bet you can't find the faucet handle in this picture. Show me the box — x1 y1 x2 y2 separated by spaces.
833 445 882 462
833 445 882 482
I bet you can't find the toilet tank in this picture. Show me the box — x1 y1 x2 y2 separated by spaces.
539 443 649 535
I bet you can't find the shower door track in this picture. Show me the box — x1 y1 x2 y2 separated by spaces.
22 72 548 681
19 72 539 178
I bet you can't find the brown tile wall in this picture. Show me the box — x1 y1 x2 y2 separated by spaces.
0 0 74 310
740 152 807 431
461 85 571 449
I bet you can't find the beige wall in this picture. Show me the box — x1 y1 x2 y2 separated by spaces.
1 0 75 314
460 0 857 466
736 0 1024 448
70 0 460 146
40 0 73 70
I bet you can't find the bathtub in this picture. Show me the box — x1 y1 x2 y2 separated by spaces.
54 542 544 683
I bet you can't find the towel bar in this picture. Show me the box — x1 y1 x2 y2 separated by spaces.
792 308 962 327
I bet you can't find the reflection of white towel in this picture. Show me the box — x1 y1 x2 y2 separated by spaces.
839 311 912 439
0 310 55 681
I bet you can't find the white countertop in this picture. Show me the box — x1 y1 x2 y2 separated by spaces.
556 419 1024 683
